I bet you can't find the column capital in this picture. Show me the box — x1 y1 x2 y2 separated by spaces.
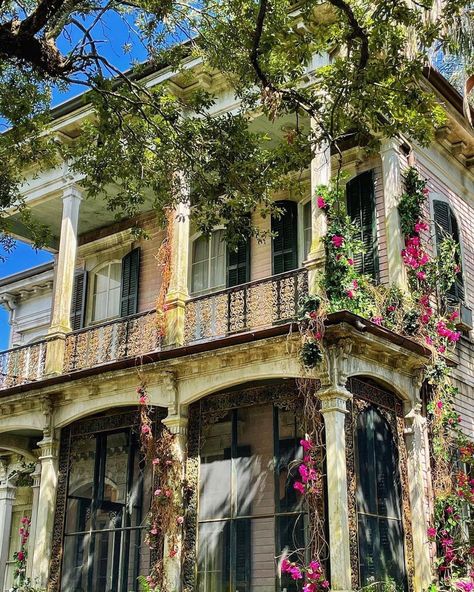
380 137 402 155
36 437 59 461
0 482 17 501
162 414 188 436
62 183 83 201
318 386 352 414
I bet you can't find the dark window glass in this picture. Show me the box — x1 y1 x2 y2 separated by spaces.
355 407 407 589
197 403 307 591
346 171 379 280
433 200 464 302
272 201 298 274
60 428 147 592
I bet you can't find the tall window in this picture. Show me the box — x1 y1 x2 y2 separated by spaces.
60 425 148 592
91 262 121 322
355 407 406 588
346 171 379 280
303 201 312 260
272 200 298 274
191 230 250 294
433 199 464 302
197 402 307 592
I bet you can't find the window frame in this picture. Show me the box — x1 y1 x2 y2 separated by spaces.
88 260 122 324
189 228 227 296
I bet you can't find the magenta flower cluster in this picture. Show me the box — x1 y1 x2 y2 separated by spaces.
293 438 321 496
281 558 330 591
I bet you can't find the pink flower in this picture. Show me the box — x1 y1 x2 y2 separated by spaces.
281 559 292 574
456 582 474 592
176 516 184 525
438 345 446 353
152 458 160 465
331 235 344 248
427 527 437 538
154 489 162 496
414 221 429 233
289 566 303 580
346 290 354 299
300 438 313 452
150 527 158 535
416 271 426 281
308 560 321 572
446 506 454 515
352 279 358 289
387 305 396 313
450 310 459 321
347 258 354 266
422 187 430 195
437 401 443 410
293 481 305 495
317 196 327 209
17 551 25 562
322 580 330 588
303 584 317 592
371 317 383 326
425 335 433 345
141 424 151 435
139 395 148 405
21 517 30 525
299 464 310 483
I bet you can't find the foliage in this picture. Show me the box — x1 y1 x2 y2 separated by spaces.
9 517 32 592
300 339 323 368
137 384 184 592
0 0 472 251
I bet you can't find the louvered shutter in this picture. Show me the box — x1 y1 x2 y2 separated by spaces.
226 238 250 287
434 200 464 302
346 171 379 280
70 270 88 331
272 201 298 275
120 248 140 317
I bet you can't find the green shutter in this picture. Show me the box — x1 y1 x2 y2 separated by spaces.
346 171 379 280
120 248 140 317
434 200 464 302
70 270 88 331
226 238 250 287
272 200 298 275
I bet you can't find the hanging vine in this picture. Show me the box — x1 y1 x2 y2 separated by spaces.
137 383 184 592
155 208 174 339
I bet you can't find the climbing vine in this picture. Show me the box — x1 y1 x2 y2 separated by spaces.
137 384 184 592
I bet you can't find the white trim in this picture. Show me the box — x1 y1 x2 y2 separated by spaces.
87 260 122 325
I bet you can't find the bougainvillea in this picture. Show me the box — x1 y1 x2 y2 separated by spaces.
9 516 33 592
137 384 184 592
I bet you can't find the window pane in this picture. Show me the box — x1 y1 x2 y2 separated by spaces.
104 432 130 504
192 261 209 294
277 410 304 513
61 533 92 592
94 267 110 294
108 286 121 318
278 514 307 591
197 521 230 592
247 517 275 592
194 235 210 264
93 292 108 322
236 405 274 517
199 413 232 519
210 230 226 289
65 437 96 534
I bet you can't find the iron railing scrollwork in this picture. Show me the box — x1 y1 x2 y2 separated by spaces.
184 267 308 344
0 339 49 390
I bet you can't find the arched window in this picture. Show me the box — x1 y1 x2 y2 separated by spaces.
191 230 250 294
91 261 121 322
195 394 310 592
54 411 154 592
355 406 406 588
433 199 464 302
272 200 298 274
346 171 379 280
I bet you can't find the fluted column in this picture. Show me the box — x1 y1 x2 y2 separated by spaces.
45 184 83 375
165 175 190 347
161 411 188 591
30 438 58 587
306 119 331 294
380 139 408 289
319 386 352 591
404 404 432 592
0 481 16 589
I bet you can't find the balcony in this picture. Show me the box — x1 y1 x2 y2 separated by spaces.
0 268 308 392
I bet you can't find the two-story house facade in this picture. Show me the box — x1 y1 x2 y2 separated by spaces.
0 57 473 592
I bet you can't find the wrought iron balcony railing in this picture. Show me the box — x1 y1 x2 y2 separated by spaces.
0 268 308 391
0 339 48 390
184 267 308 344
63 309 162 372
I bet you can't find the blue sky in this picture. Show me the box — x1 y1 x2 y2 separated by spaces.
0 9 151 349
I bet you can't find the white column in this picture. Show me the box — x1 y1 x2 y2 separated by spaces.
0 482 16 590
404 405 432 592
26 462 41 579
319 387 352 591
380 139 408 289
306 118 331 293
49 185 83 335
165 177 190 346
161 412 188 591
30 438 58 587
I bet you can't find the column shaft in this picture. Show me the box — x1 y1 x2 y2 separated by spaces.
26 463 41 579
0 483 16 589
30 438 58 587
320 389 352 591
